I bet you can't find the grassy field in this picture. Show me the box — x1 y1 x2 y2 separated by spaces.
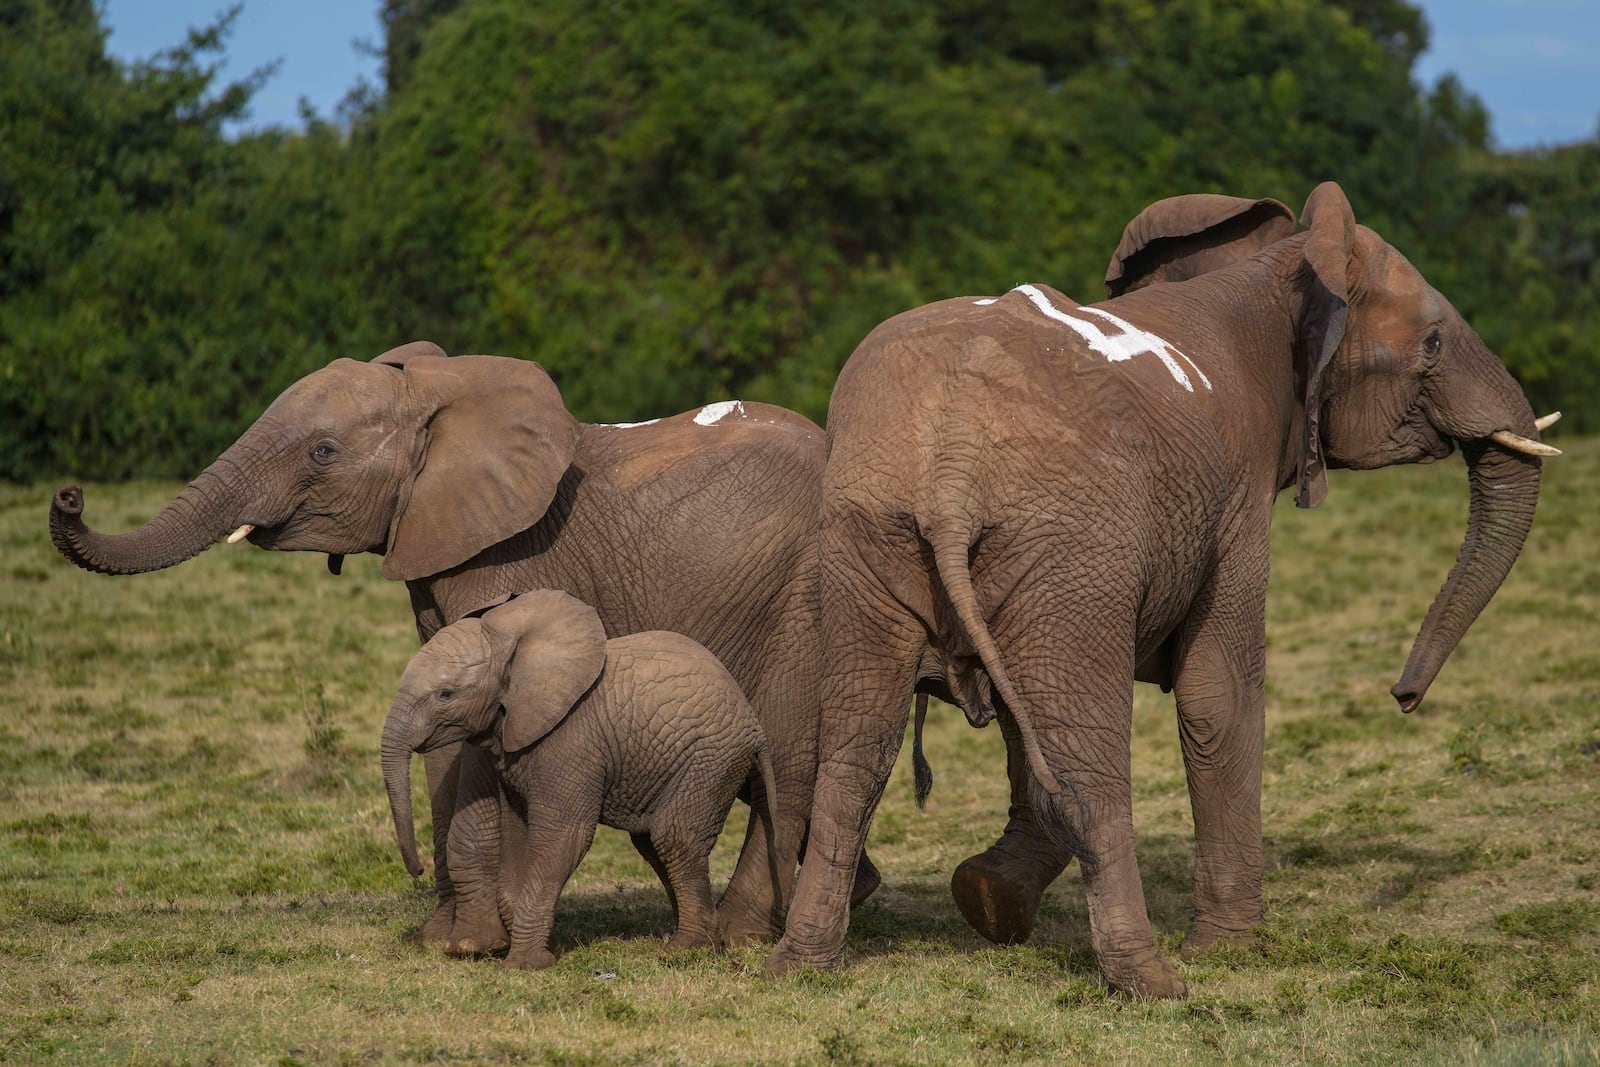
2 441 1597 1065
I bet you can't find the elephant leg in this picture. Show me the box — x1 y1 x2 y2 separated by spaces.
1173 546 1268 959
444 744 509 956
652 818 723 952
632 831 680 930
504 818 596 971
716 767 801 946
764 585 922 977
417 741 462 946
950 707 1075 945
1014 650 1186 999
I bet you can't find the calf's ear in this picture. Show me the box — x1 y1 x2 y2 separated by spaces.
487 590 608 753
1105 194 1294 297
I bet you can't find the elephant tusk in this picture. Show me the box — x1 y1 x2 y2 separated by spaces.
1488 431 1561 458
226 524 256 544
1534 411 1561 431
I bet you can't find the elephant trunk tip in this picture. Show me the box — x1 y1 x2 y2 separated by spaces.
1390 682 1425 715
53 486 84 516
404 854 426 879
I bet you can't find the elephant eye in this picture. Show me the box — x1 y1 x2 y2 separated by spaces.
311 442 337 464
1422 330 1442 357
436 689 454 702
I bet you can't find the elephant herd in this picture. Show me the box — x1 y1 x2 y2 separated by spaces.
49 182 1559 998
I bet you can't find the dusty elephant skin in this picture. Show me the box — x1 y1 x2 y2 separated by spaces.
48 343 877 951
382 591 781 969
765 182 1553 998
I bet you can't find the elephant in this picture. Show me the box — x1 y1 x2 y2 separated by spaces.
764 181 1557 998
382 590 780 969
48 341 878 952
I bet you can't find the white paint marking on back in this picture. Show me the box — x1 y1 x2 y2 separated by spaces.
973 297 998 305
693 400 745 426
1009 284 1208 392
601 418 662 429
1077 306 1212 391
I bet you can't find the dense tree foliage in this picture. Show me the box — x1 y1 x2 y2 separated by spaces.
0 0 1594 481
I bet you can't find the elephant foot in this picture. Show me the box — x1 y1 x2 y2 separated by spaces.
849 851 882 909
1180 920 1255 961
761 936 841 979
504 946 557 971
415 901 455 947
1102 952 1187 1000
666 927 722 953
950 852 1046 946
444 908 509 957
717 905 782 948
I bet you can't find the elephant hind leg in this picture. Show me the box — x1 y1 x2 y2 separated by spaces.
650 818 723 952
765 594 924 977
1012 656 1186 1000
950 706 1077 946
632 831 680 931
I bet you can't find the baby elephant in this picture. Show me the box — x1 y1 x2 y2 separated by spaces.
380 589 781 969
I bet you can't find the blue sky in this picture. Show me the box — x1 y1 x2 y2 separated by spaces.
101 1 1600 149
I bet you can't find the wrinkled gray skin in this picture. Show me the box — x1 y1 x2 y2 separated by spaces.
382 591 781 969
50 344 876 952
766 183 1550 998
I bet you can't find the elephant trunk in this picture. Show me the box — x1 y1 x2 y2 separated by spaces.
381 707 427 878
49 439 262 575
1392 363 1544 712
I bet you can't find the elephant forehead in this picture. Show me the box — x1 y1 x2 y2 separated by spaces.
407 624 491 683
262 360 395 422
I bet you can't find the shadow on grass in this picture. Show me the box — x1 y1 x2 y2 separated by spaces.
1269 830 1502 910
398 823 1501 969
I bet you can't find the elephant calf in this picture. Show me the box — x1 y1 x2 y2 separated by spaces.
381 590 781 970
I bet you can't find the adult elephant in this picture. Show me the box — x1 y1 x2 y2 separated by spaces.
765 182 1557 997
49 341 879 951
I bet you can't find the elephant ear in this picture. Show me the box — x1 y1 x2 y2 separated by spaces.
372 340 448 366
487 590 608 753
382 354 580 581
1295 181 1359 509
1104 194 1294 297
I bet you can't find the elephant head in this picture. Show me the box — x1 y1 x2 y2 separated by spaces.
49 342 579 583
1112 182 1557 714
381 590 607 876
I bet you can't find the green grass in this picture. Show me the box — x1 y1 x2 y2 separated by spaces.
2 443 1597 1065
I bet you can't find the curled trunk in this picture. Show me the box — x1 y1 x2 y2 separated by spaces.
382 714 426 877
49 441 256 575
1391 440 1542 711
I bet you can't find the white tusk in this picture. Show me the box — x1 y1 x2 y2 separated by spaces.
226 524 256 544
1534 411 1561 431
1488 431 1561 457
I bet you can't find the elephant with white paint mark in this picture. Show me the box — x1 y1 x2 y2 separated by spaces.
49 341 880 953
768 183 1557 998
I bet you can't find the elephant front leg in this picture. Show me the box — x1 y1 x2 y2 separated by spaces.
504 818 597 971
443 744 510 956
1172 554 1268 959
950 708 1075 945
417 741 462 946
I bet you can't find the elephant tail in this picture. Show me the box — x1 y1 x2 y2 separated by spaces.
912 693 933 810
752 736 783 865
929 532 1061 797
